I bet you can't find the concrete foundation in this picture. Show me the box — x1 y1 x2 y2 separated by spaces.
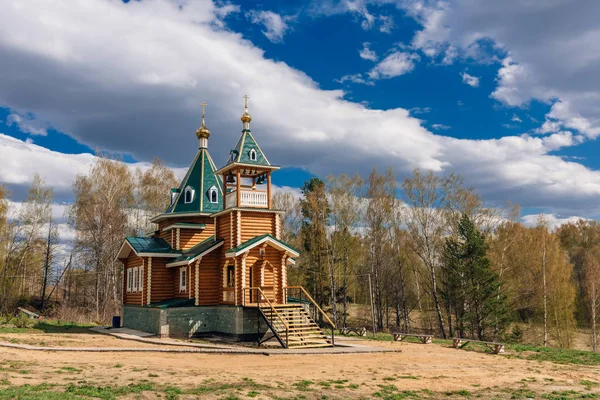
122 305 268 341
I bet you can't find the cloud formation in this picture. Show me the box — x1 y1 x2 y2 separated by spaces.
246 10 292 43
460 72 480 88
368 51 419 79
0 0 600 219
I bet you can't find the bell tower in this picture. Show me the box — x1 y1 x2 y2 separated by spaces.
213 95 294 306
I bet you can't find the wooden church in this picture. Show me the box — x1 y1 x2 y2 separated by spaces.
117 97 334 348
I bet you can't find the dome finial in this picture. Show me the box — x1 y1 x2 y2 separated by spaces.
196 101 210 148
241 94 252 127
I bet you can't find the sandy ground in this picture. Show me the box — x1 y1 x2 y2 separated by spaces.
1 332 600 398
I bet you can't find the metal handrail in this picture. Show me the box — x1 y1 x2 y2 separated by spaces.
284 286 336 329
243 286 290 347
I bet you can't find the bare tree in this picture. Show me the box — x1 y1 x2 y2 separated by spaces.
70 154 134 322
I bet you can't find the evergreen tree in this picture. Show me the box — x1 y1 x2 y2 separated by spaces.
443 214 510 340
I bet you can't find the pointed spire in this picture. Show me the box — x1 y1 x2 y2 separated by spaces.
241 94 251 130
196 101 210 148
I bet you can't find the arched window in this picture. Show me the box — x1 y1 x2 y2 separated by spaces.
249 148 257 161
209 186 218 203
184 186 195 204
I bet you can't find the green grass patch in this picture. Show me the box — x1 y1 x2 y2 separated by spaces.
541 390 600 399
0 320 95 335
60 367 82 373
509 344 600 366
581 380 599 391
293 380 314 391
65 382 155 400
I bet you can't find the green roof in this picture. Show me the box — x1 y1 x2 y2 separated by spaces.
165 148 223 215
169 236 224 263
126 237 178 254
226 130 271 167
226 234 299 256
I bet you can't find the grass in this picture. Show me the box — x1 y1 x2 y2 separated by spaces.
0 319 95 335
509 344 600 366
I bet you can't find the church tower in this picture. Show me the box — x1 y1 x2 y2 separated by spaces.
213 96 296 306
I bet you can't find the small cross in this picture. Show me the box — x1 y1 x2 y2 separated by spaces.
200 102 207 124
243 95 249 111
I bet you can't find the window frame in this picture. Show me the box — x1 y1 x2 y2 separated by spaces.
133 267 138 292
208 186 218 204
249 148 257 161
180 267 187 292
126 268 132 293
184 186 195 204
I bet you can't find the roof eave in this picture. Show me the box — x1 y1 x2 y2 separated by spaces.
225 236 299 258
214 163 280 176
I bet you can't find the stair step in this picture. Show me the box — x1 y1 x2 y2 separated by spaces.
288 342 331 347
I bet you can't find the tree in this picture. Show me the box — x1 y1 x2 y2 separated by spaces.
299 178 330 319
365 168 395 329
134 158 178 235
583 248 600 351
70 154 134 322
442 214 509 340
327 173 363 328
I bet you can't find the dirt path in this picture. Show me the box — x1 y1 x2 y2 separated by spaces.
1 333 599 398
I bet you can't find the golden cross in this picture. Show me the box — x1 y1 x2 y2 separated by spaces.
200 102 207 123
243 95 249 111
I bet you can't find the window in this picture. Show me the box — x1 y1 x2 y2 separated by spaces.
133 268 138 292
249 148 257 161
184 186 195 204
208 186 218 203
138 267 143 293
227 265 235 288
180 268 187 291
126 268 132 293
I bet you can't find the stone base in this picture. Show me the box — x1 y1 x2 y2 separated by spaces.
122 305 268 341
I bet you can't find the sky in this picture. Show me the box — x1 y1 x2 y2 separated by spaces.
1 0 600 229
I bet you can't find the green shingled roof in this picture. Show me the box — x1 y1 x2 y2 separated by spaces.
169 236 224 264
226 130 271 167
226 234 299 256
125 237 178 254
165 148 223 215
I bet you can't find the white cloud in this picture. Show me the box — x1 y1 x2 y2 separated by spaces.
334 73 374 86
511 114 522 123
6 113 48 136
368 52 419 79
460 72 480 88
359 42 378 61
522 214 590 230
2 0 600 218
410 107 431 115
246 10 292 43
431 124 451 130
378 15 394 33
398 0 600 143
0 134 186 201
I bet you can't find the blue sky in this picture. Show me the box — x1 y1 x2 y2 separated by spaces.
1 0 600 226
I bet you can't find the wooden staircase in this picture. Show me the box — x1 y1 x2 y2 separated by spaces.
260 304 331 348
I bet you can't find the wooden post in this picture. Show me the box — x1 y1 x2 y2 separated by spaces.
368 273 376 337
267 172 272 209
236 169 241 207
222 173 227 210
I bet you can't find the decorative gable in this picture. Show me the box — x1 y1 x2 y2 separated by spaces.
165 148 223 215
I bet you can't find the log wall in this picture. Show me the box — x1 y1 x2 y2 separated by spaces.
150 258 175 303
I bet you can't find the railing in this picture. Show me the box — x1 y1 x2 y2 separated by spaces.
284 286 336 346
225 189 268 209
243 287 289 348
246 286 274 304
222 287 235 304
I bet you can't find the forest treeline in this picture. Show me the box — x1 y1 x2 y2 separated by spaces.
0 155 599 351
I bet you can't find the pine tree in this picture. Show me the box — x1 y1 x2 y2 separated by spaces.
442 214 510 340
